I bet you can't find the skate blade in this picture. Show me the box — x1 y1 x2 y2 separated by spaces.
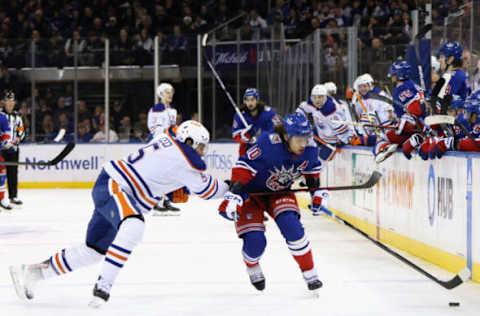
310 288 320 299
9 265 28 300
152 211 181 217
88 296 107 308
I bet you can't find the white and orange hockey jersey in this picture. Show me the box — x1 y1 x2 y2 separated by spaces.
104 132 227 213
148 103 177 139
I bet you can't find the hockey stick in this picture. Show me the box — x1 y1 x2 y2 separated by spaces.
330 120 399 131
251 171 382 196
412 23 432 90
318 207 471 290
0 142 75 166
201 33 249 128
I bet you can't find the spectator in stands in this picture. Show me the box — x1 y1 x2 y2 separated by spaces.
40 114 55 143
118 116 132 143
77 100 91 122
246 9 268 39
0 64 17 96
81 7 94 32
135 28 153 66
285 8 300 39
168 25 187 64
106 16 119 38
77 121 93 143
46 32 66 68
113 28 135 65
31 9 49 38
155 30 168 63
65 30 86 66
57 112 74 134
111 100 125 131
92 17 104 37
26 30 47 67
84 30 103 66
133 111 148 140
267 0 289 25
38 99 53 123
91 113 119 143
92 105 104 132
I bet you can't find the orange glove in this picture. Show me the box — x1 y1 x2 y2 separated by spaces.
167 187 189 203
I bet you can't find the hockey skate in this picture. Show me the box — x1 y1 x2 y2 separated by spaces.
303 269 322 298
0 198 12 210
247 264 265 291
375 143 398 164
88 277 112 308
9 264 44 300
152 199 180 216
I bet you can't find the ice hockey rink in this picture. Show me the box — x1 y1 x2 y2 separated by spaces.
1 189 480 316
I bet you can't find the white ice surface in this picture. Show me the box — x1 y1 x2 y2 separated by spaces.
1 189 479 316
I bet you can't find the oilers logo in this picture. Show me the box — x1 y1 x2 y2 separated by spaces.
266 165 298 191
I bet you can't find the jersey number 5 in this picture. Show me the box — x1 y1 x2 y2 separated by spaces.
128 137 173 164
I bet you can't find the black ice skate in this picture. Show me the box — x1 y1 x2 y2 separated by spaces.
247 264 265 291
89 277 111 308
152 199 180 216
303 268 322 297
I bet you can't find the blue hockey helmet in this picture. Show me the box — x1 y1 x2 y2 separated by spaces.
243 88 260 101
388 61 410 81
282 113 313 137
437 41 463 61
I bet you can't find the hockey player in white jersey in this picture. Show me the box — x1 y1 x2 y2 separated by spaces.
353 74 394 137
9 120 229 308
148 83 177 139
148 83 181 213
297 84 354 161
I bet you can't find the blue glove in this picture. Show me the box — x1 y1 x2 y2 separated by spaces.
308 190 329 216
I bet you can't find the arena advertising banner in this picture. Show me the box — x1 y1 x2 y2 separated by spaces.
327 147 479 281
17 142 239 186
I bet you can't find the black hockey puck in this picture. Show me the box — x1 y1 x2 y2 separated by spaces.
449 302 460 307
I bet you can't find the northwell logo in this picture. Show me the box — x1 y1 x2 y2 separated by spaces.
24 156 100 170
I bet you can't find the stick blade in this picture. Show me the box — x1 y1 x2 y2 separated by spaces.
425 115 455 126
366 171 383 187
442 268 471 290
48 142 75 165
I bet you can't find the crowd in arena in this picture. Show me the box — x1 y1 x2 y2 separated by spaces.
0 0 420 68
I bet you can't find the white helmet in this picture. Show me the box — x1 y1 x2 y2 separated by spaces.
431 55 440 73
311 84 327 97
176 120 210 149
156 83 174 101
354 74 374 91
323 82 337 95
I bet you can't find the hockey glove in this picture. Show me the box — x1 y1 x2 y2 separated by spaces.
308 189 329 216
167 187 190 203
433 137 454 159
239 124 253 143
219 191 243 221
418 138 431 161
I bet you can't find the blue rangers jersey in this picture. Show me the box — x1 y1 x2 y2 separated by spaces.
0 112 11 147
440 69 471 103
455 113 480 138
393 80 426 119
232 106 279 156
230 131 322 194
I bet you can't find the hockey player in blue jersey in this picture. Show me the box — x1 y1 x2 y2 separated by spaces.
232 88 279 156
219 113 327 294
434 41 470 110
9 121 229 307
430 90 480 157
374 61 427 163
